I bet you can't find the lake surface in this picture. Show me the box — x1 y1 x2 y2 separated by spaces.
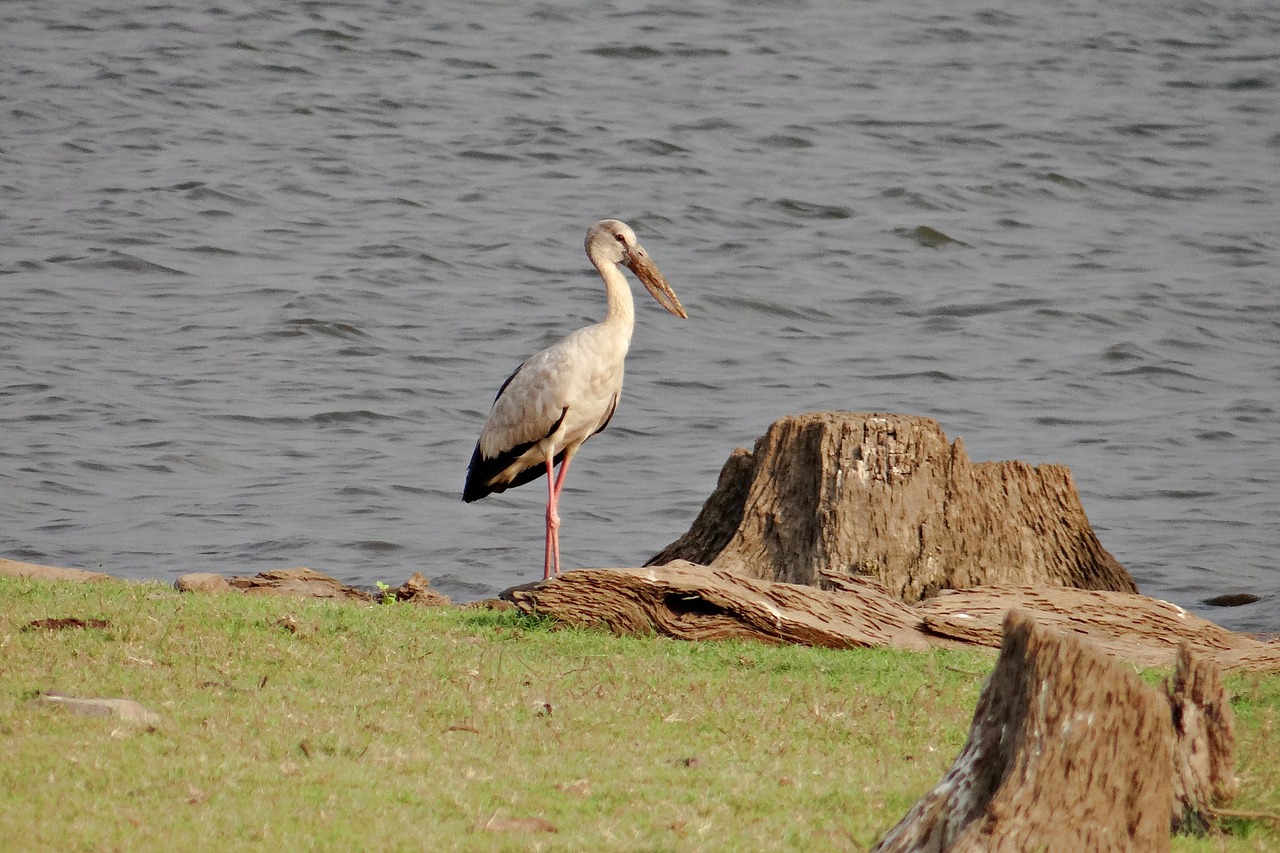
2 0 1277 632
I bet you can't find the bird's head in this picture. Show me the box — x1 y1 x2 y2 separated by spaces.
585 219 687 319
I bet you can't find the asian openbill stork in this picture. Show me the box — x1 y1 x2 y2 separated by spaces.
463 219 687 580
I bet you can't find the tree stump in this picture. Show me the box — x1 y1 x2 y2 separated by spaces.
648 412 1135 601
1167 645 1237 831
871 610 1233 853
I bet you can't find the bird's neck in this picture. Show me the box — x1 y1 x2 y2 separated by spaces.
599 261 636 333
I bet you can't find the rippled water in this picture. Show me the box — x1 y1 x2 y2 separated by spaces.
2 0 1277 632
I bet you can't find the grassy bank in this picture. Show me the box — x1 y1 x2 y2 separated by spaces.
1 578 1276 851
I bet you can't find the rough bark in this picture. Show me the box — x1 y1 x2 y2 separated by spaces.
502 561 940 651
506 566 1280 672
1167 645 1237 831
916 585 1279 671
647 412 1135 601
872 610 1178 853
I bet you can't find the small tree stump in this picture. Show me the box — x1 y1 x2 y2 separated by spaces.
872 611 1178 852
1167 645 1237 831
501 562 939 650
648 412 1136 601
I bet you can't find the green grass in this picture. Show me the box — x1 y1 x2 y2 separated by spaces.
0 577 1276 852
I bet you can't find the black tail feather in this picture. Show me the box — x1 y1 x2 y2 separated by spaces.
463 441 567 502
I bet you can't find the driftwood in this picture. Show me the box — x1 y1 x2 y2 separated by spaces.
872 611 1235 852
916 585 1280 671
648 412 1135 601
507 565 1280 672
503 561 940 651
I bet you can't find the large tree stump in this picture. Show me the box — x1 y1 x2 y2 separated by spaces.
871 611 1235 853
648 412 1135 601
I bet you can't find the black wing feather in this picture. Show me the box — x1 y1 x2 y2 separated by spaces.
462 405 569 503
593 392 619 437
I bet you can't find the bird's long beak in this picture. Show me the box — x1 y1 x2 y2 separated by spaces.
626 246 687 319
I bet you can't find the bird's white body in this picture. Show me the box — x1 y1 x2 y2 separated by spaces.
477 319 629 482
464 219 686 579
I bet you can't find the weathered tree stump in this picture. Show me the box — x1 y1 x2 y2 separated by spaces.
1167 645 1237 831
648 412 1136 601
502 562 941 651
872 611 1236 853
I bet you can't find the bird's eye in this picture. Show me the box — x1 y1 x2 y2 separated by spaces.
614 233 627 245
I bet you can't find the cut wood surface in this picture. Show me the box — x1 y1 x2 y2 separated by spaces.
872 611 1226 853
648 412 1136 600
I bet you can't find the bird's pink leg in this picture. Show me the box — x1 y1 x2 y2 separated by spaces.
549 456 573 575
543 457 558 580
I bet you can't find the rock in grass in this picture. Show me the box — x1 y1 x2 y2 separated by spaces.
389 571 451 607
0 557 113 583
36 692 160 726
175 573 232 594
227 567 372 601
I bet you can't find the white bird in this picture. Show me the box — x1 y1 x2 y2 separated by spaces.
463 219 687 580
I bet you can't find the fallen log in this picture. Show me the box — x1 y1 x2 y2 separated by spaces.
501 561 941 651
917 585 1280 671
506 565 1280 672
648 412 1136 600
872 611 1236 852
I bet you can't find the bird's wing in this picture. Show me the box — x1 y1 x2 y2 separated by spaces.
476 344 579 461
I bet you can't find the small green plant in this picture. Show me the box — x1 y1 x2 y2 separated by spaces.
374 580 395 605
